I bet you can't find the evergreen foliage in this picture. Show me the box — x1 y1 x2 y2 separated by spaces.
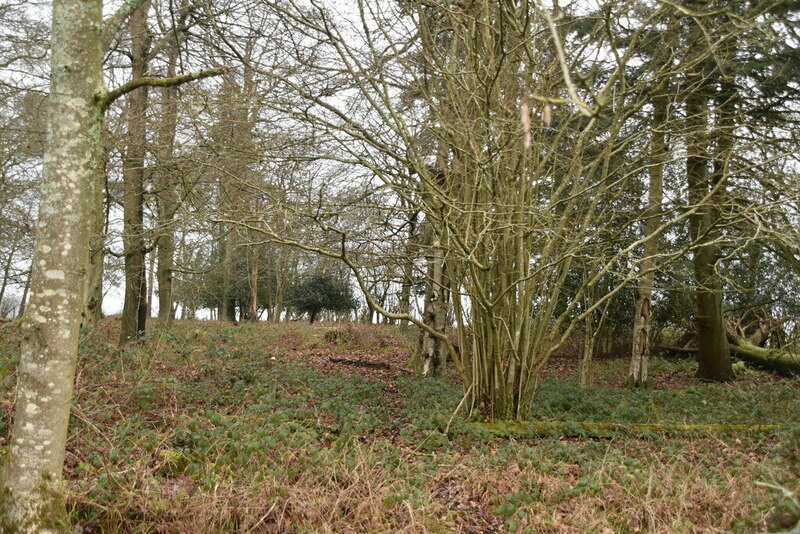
288 273 358 323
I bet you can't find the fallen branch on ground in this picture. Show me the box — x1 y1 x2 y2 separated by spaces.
328 357 412 374
469 420 794 439
728 335 800 376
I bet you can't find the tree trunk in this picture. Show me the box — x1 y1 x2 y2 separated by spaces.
628 95 667 387
0 0 104 526
728 335 800 376
247 246 259 321
0 238 17 308
579 279 602 389
155 8 184 326
82 147 108 328
83 224 104 327
273 276 285 323
420 232 448 378
685 49 734 382
579 317 594 388
146 246 155 317
398 209 416 326
17 261 32 317
220 231 238 323
119 0 152 344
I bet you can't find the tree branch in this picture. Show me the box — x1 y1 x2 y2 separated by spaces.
98 66 229 113
103 0 149 51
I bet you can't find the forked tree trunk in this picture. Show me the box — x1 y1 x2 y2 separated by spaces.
0 0 104 527
628 95 667 387
119 0 152 344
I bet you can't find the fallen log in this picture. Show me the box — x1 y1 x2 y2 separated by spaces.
655 344 698 358
328 357 412 374
471 420 792 439
728 335 800 376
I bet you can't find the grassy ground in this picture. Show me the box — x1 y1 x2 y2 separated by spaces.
0 319 798 533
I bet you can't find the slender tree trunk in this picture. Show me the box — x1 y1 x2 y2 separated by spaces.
399 266 412 325
220 232 238 322
83 232 104 327
155 9 184 326
686 56 734 381
421 230 448 378
0 0 104 526
17 261 32 317
398 212 416 326
247 247 259 321
119 0 152 344
579 319 594 388
628 95 667 387
273 279 284 323
0 240 17 307
146 247 155 316
580 282 597 388
82 147 108 328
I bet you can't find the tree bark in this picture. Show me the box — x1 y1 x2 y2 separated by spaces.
398 208 417 326
146 245 155 316
220 230 238 323
82 146 108 328
728 335 800 376
685 47 734 381
579 276 598 388
17 261 32 317
579 316 594 388
0 0 104 527
420 224 448 378
273 266 285 323
628 95 667 387
247 244 259 321
119 0 152 344
0 237 18 308
155 6 184 326
82 218 105 327
216 76 252 324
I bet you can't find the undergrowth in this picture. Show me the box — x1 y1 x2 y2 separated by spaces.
0 318 797 533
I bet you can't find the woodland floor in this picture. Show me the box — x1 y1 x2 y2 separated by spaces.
0 319 798 533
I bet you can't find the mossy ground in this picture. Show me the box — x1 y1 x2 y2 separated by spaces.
0 319 798 533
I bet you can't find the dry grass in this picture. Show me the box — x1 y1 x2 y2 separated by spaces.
0 319 797 533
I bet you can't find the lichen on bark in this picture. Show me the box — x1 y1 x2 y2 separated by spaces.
0 0 105 529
